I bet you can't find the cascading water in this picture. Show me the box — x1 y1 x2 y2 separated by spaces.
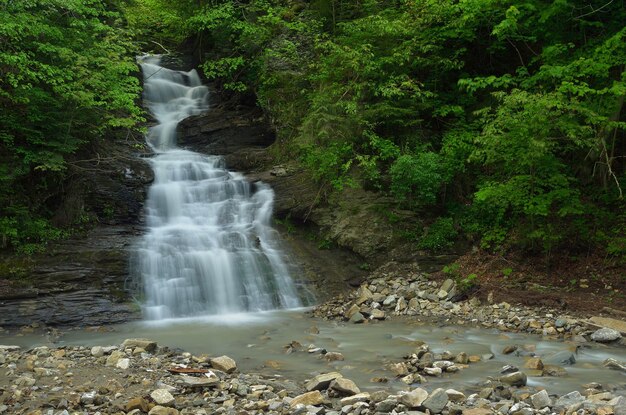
133 56 303 319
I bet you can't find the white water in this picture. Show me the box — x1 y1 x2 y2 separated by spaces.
133 56 302 319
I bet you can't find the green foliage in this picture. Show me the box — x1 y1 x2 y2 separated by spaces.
390 152 448 207
457 273 478 293
0 0 143 252
443 262 478 293
133 0 626 255
418 217 458 252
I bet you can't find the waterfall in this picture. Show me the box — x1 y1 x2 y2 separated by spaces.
133 56 303 319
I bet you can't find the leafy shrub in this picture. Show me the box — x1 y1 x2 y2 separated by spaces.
418 217 458 252
390 152 447 207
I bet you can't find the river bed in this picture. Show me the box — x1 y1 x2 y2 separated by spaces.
2 310 625 397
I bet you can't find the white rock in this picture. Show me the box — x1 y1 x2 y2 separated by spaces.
91 346 104 357
116 358 130 369
424 366 442 376
446 389 466 403
150 389 175 407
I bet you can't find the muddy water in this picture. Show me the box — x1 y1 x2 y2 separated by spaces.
3 311 625 396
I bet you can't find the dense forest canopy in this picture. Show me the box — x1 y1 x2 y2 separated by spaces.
1 0 624 259
0 0 143 252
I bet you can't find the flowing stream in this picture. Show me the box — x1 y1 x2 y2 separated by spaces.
3 313 626 396
133 56 302 319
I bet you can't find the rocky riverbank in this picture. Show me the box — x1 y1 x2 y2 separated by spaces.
1 332 625 415
310 262 626 343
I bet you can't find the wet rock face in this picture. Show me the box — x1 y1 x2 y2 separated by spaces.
0 139 149 327
0 226 142 327
53 139 153 228
177 105 275 173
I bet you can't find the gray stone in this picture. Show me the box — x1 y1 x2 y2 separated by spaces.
545 351 576 365
424 366 442 376
370 309 386 320
603 358 626 372
122 338 157 352
530 390 552 409
180 375 219 388
445 389 466 403
400 388 428 408
555 391 585 409
14 376 36 387
148 406 179 415
376 398 398 413
150 389 175 407
90 346 104 357
591 328 622 342
422 388 449 414
306 372 343 391
0 345 20 351
349 312 365 324
116 358 130 369
608 396 626 415
290 391 324 407
105 350 124 367
383 295 397 306
345 304 361 319
210 355 237 373
324 352 345 361
80 391 97 405
330 378 360 396
499 371 527 386
441 279 455 293
340 393 370 406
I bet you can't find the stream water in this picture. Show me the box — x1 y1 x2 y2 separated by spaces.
131 56 304 319
2 313 625 396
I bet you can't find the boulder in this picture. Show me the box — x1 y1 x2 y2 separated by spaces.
603 358 626 372
400 388 429 408
306 372 343 391
330 378 360 396
150 389 175 407
210 355 237 373
530 390 552 409
290 391 324 407
591 328 622 343
499 371 527 386
105 350 125 367
90 346 104 357
555 391 585 410
122 338 157 352
340 393 370 406
349 312 365 324
423 388 449 414
446 389 466 403
524 357 544 370
180 375 219 388
344 304 360 319
126 397 150 412
148 406 179 415
324 352 344 362
116 358 130 370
